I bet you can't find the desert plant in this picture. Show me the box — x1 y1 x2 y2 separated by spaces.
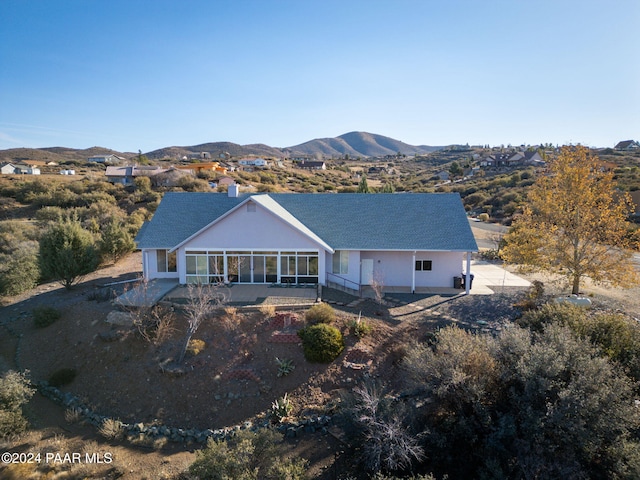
305 302 335 325
0 241 40 296
259 304 276 319
64 407 83 424
298 323 344 363
187 338 206 356
98 418 124 440
349 313 373 338
178 283 229 364
33 306 61 328
0 370 35 438
188 428 307 480
39 219 100 289
275 357 295 377
48 368 77 387
271 393 293 422
224 306 238 321
514 280 545 311
342 383 424 474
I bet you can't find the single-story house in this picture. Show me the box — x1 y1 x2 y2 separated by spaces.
615 140 640 151
14 164 41 175
0 162 18 174
298 160 326 170
135 188 478 294
238 158 268 167
88 154 124 164
105 165 170 185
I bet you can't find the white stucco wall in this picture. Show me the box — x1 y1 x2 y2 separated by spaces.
182 201 323 251
360 250 463 288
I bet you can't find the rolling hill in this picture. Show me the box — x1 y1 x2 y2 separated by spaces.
288 131 441 158
0 132 441 163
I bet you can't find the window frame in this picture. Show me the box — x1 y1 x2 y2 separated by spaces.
415 260 433 271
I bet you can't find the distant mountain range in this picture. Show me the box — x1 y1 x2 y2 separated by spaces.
0 132 443 163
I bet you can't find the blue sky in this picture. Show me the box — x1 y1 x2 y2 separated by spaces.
1 0 638 152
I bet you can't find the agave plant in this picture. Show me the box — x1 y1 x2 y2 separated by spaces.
275 357 295 377
271 393 293 422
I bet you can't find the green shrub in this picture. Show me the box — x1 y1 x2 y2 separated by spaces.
0 370 35 438
516 302 584 333
298 323 344 363
0 244 40 296
33 306 61 328
188 429 307 480
48 368 77 387
349 318 373 338
305 302 335 325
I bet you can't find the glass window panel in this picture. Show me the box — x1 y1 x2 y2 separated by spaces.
208 256 222 276
309 256 318 275
186 256 197 274
157 250 167 273
167 251 177 272
297 256 308 275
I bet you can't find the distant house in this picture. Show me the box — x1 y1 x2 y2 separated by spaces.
238 158 268 167
298 160 326 170
105 165 170 185
60 169 76 175
175 162 227 175
135 191 478 294
88 154 124 164
151 168 193 187
0 163 18 175
479 152 525 168
615 140 640 151
523 151 544 165
216 176 237 187
13 163 41 175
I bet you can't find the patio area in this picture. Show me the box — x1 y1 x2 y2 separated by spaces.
162 282 319 307
114 261 530 308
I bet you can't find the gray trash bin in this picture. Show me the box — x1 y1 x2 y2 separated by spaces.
461 273 474 289
453 276 462 289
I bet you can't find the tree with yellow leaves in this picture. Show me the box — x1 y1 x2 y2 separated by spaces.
501 146 638 294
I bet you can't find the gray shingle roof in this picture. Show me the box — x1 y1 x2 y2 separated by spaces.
135 192 478 252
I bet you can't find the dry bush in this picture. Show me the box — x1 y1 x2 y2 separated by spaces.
64 407 82 424
224 306 238 320
98 418 124 440
187 338 206 356
259 304 276 319
133 304 176 345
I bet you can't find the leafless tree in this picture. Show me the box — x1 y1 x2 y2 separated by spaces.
370 272 385 306
177 282 229 364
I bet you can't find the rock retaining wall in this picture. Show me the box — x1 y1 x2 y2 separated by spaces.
37 381 332 445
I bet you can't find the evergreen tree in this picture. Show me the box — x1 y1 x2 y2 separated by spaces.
357 175 371 193
39 220 99 289
99 218 135 264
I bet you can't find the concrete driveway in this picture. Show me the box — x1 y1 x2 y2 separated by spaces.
468 260 531 295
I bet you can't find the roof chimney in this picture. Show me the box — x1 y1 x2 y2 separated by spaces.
228 183 239 198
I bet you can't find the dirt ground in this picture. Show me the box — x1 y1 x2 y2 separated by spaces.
1 251 639 479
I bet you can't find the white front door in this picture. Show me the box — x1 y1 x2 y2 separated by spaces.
360 259 374 285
